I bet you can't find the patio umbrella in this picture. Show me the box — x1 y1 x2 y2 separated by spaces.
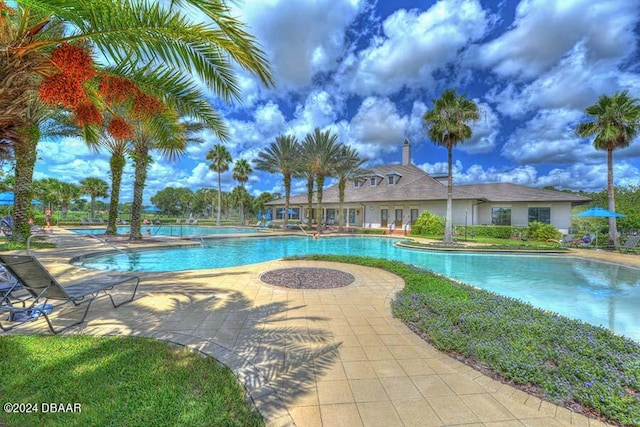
142 206 162 213
257 210 263 220
265 209 272 220
573 206 626 249
279 208 297 216
0 192 43 207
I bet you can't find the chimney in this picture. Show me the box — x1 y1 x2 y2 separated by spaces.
402 139 411 165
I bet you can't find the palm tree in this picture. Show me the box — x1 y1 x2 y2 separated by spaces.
333 146 366 232
206 144 232 226
577 91 640 246
55 181 80 220
255 135 300 227
1 1 273 240
423 88 479 243
232 158 252 225
80 177 108 220
301 128 343 230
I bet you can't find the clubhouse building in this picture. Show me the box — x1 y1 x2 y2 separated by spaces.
266 140 590 233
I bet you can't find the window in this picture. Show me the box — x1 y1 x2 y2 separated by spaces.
492 207 511 226
528 207 551 224
354 179 364 188
388 175 394 184
410 209 419 224
370 177 377 186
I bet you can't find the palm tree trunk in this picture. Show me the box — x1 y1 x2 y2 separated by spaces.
338 179 346 233
284 173 291 228
306 175 314 229
129 149 149 241
90 196 96 219
106 153 125 235
316 175 325 232
607 148 619 247
12 131 38 242
216 171 222 226
444 146 453 243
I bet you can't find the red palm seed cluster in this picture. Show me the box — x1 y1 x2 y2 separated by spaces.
98 75 139 104
38 43 101 126
75 103 103 127
50 42 96 81
132 92 164 118
39 74 88 109
108 116 134 140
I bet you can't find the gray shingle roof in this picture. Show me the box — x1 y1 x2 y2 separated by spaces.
267 164 591 205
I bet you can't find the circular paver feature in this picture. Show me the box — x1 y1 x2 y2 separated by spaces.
260 267 355 289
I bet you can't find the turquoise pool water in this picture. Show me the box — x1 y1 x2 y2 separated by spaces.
76 236 640 341
71 225 259 237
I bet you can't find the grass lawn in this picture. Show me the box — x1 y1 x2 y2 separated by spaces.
294 255 640 426
0 240 56 251
0 335 263 427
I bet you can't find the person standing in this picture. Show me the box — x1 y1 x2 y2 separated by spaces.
45 209 51 229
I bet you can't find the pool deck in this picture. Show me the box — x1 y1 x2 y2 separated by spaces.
3 231 636 427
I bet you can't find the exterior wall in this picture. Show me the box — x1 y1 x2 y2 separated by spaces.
270 201 574 233
476 202 574 233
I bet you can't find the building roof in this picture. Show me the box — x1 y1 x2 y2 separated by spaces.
267 163 591 206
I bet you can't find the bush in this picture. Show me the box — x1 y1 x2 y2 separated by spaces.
462 225 518 239
411 211 444 236
526 221 561 241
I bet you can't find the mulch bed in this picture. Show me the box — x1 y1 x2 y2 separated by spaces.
260 267 355 289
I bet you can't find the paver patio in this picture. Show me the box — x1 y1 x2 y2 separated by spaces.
4 232 633 427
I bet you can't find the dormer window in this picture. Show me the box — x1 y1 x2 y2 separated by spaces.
354 178 366 188
370 177 377 187
386 172 401 185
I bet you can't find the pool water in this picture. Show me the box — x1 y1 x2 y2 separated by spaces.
71 225 259 237
76 236 640 341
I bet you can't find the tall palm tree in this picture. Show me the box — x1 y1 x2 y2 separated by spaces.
80 177 108 220
1 1 273 240
577 91 640 246
54 181 80 220
232 158 252 225
423 88 479 243
206 144 232 226
301 128 342 230
333 145 366 232
255 135 300 227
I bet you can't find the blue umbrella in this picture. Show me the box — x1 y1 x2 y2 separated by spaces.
573 206 625 249
573 206 625 218
279 208 297 216
265 209 272 220
142 206 162 213
257 210 263 220
0 192 42 206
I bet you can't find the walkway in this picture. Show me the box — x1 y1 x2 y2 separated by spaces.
5 233 630 427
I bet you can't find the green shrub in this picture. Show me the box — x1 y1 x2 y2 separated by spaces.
526 221 561 241
411 211 444 235
464 225 518 239
354 228 386 235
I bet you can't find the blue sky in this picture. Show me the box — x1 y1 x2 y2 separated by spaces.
33 0 640 204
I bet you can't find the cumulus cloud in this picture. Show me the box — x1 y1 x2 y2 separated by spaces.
340 0 491 96
468 0 639 80
235 0 364 90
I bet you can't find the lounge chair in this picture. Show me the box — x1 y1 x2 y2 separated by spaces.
568 233 596 248
0 255 139 334
0 215 13 237
547 234 574 247
619 235 640 254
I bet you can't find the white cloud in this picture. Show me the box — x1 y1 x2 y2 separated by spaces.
469 0 639 80
340 0 490 96
38 138 93 164
236 0 364 90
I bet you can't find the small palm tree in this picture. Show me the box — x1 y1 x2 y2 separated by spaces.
103 136 128 235
577 91 640 246
423 89 479 243
301 128 343 230
232 158 253 225
207 144 232 226
80 177 109 220
333 146 366 232
255 135 300 227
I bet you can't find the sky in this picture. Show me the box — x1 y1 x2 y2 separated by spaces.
31 0 640 204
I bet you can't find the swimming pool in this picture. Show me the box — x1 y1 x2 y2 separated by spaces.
75 235 640 341
70 225 259 237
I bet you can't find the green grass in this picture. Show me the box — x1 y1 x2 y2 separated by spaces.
0 335 263 427
291 255 640 426
401 237 567 251
0 240 56 251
